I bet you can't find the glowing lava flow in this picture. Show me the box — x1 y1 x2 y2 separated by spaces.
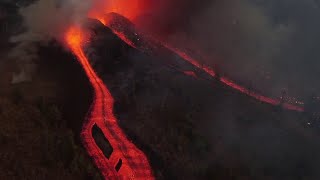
98 14 304 112
65 27 154 179
161 45 304 112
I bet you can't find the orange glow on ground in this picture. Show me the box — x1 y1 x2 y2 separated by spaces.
65 27 154 179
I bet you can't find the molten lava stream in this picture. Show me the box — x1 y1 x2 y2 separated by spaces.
168 47 304 112
65 27 154 179
98 15 303 112
159 44 304 112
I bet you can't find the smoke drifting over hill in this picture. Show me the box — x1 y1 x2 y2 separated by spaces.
8 0 92 83
137 0 320 100
14 0 92 41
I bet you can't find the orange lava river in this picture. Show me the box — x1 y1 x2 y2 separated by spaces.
65 27 154 179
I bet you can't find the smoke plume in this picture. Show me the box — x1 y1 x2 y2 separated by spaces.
9 0 92 83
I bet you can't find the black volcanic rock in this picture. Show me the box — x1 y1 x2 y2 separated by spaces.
104 12 137 37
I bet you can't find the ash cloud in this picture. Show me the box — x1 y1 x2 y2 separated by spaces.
138 0 320 100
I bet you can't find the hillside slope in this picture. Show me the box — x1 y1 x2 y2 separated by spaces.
84 18 320 180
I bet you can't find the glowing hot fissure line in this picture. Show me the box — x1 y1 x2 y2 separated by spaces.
113 31 137 49
66 28 154 179
161 45 304 112
100 19 304 112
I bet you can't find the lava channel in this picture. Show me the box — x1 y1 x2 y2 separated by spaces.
65 26 154 179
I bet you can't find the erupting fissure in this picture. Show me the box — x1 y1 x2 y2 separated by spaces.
65 27 154 179
97 14 304 112
64 2 303 178
164 46 304 112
